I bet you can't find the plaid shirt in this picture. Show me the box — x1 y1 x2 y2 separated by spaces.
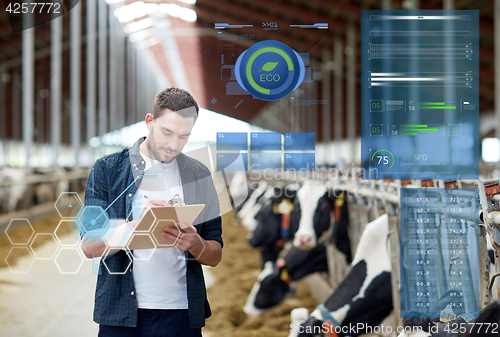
84 137 223 328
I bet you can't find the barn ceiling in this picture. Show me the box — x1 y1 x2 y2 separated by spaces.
0 0 495 134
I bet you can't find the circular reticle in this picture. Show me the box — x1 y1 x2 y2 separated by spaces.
235 40 305 101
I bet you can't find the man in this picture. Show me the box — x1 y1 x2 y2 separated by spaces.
81 88 223 337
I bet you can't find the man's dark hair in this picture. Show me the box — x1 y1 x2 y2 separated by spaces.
151 88 199 120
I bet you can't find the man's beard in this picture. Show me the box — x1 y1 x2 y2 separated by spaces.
148 131 178 163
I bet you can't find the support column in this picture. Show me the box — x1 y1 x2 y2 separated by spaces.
86 0 96 141
98 0 108 136
136 51 142 120
22 15 34 168
127 41 136 125
117 20 126 129
13 71 21 141
35 82 44 143
109 4 117 132
0 67 6 140
70 0 81 167
51 13 62 166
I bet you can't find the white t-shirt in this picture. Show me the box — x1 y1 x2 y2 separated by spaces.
131 152 188 309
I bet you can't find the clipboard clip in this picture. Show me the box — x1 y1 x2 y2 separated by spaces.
168 194 186 207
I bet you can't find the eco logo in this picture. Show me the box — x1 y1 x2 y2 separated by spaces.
235 40 305 101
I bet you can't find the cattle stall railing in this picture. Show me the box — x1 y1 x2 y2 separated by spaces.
247 171 494 333
0 168 90 232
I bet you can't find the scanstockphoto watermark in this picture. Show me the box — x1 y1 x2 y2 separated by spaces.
289 322 430 335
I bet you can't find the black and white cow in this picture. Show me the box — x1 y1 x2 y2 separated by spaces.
399 301 500 337
240 186 283 232
292 180 352 263
228 171 251 212
237 181 268 228
289 214 392 337
243 244 329 316
248 185 300 267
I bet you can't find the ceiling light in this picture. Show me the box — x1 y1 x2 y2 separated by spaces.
114 1 158 23
129 29 153 42
124 18 154 34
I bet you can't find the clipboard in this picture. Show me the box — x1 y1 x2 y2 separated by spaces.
126 204 205 250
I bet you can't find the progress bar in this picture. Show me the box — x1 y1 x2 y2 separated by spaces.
290 23 328 29
215 23 253 29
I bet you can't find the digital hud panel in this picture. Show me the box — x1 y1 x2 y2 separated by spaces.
361 10 479 180
216 132 315 171
212 22 330 173
400 188 480 319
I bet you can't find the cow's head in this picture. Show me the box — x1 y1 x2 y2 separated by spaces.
245 245 329 314
243 261 291 316
241 186 276 231
237 181 267 221
293 182 336 249
248 199 282 248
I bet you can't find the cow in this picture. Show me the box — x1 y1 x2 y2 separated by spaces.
248 184 300 267
398 301 500 337
243 244 329 316
292 180 352 264
228 171 252 212
237 181 268 224
0 167 29 213
240 186 281 232
289 213 393 337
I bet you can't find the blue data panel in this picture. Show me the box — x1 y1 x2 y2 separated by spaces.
216 132 248 151
249 153 281 171
361 10 479 180
284 153 315 171
400 188 479 319
216 153 248 171
284 132 315 151
250 132 282 151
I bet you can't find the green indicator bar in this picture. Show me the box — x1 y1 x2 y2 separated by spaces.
420 106 456 109
418 102 445 105
400 129 440 132
401 133 418 135
401 125 428 127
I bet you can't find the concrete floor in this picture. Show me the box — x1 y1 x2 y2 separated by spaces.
0 237 98 337
0 234 216 337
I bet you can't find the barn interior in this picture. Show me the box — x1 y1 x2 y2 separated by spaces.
0 0 499 336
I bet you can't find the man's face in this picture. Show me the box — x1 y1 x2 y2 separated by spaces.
146 110 195 163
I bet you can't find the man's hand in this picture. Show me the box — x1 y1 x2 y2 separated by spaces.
161 223 201 252
142 199 169 215
160 223 222 267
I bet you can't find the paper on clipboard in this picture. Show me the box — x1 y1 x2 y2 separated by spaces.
126 204 205 250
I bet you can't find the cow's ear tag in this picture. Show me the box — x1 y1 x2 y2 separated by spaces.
277 199 294 214
273 203 280 214
280 268 291 283
335 193 344 207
